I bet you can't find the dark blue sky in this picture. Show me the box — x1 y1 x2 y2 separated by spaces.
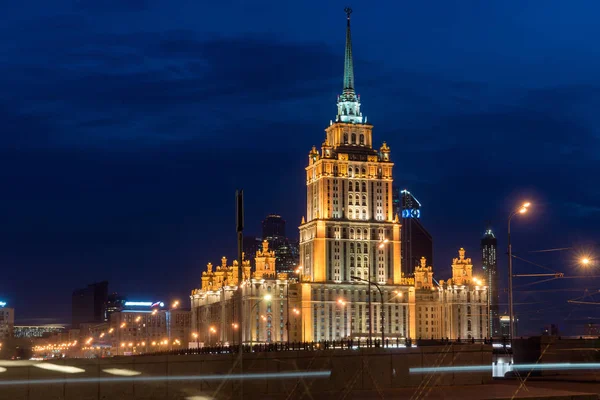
1 1 599 334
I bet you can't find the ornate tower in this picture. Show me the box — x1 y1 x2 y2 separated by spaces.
299 9 402 284
451 248 474 285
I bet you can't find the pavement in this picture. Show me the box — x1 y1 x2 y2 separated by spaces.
268 378 600 400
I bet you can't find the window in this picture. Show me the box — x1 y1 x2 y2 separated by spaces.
351 133 356 144
359 134 364 145
344 133 348 144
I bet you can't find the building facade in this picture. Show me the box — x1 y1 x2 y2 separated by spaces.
14 324 65 338
481 227 499 337
189 10 489 345
394 189 433 275
72 281 108 329
0 303 14 340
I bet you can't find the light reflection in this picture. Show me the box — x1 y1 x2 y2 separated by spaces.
34 364 85 374
103 368 141 376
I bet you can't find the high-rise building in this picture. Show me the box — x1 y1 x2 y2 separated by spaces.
104 293 127 322
189 9 488 344
72 281 108 329
395 188 433 275
0 302 14 339
260 215 299 274
242 236 262 269
299 8 401 285
481 227 499 337
262 214 286 243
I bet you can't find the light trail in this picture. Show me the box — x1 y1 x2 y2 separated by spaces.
410 363 600 374
0 371 331 386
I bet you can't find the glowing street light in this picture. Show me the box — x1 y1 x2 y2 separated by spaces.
508 201 532 341
581 257 591 266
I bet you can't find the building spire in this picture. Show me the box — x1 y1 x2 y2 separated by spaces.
336 7 363 124
343 7 355 93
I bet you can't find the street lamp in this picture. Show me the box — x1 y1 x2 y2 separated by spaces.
508 201 531 341
350 276 384 345
249 294 272 347
192 332 199 348
208 326 216 346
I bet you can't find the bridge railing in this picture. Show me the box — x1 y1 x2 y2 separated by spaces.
138 337 500 357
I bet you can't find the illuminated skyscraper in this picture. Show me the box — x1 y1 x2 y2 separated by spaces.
299 7 402 285
481 227 499 336
394 188 433 275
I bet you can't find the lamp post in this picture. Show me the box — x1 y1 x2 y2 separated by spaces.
350 276 384 345
249 294 272 347
208 326 216 346
508 201 530 342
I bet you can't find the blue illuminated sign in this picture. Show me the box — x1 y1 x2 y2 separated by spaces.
124 301 164 308
0 302 6 307
402 209 420 218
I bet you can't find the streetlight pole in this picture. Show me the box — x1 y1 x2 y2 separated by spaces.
508 202 530 343
249 294 272 348
351 276 384 345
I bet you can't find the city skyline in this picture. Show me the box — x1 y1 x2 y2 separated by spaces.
1 2 599 336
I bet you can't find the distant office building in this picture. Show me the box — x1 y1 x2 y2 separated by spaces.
481 227 499 337
14 324 65 338
0 302 14 339
109 301 190 354
394 188 433 275
104 293 127 322
262 214 286 242
243 236 262 269
260 214 299 274
72 281 109 329
274 239 300 273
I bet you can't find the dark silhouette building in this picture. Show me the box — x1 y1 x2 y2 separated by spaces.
71 281 108 329
260 214 299 274
393 188 433 275
104 292 127 322
243 236 262 269
262 214 287 250
481 227 499 337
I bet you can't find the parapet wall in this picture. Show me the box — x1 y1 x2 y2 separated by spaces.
0 344 492 400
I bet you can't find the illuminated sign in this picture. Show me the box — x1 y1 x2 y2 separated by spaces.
0 302 6 307
124 301 164 308
402 209 420 219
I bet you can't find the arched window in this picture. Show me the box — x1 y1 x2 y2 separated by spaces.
351 133 356 144
357 259 362 267
364 256 368 264
349 243 354 252
348 167 353 176
357 245 361 254
362 209 367 219
362 195 367 206
363 243 368 253
350 229 354 239
467 320 472 331
467 292 471 303
361 167 366 175
359 134 364 145
364 229 369 238
350 256 354 267
343 133 348 144
362 182 367 192
348 181 353 191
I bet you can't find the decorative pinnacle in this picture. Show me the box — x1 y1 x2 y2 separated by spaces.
345 7 352 20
